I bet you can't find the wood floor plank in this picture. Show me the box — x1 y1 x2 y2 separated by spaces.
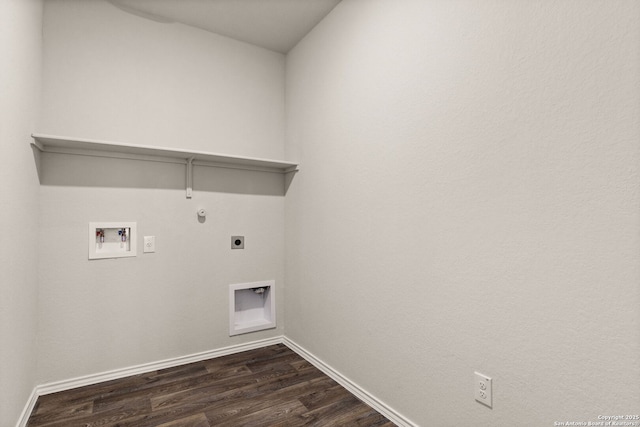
92 364 326 427
204 377 337 425
27 400 94 426
352 410 399 427
204 396 303 426
289 358 315 371
112 371 324 427
26 344 396 427
92 395 151 416
211 400 309 427
298 383 353 411
295 394 374 426
31 395 151 427
155 412 210 427
149 362 297 411
92 363 255 414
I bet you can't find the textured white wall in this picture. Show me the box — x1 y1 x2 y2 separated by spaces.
37 0 286 383
285 1 640 425
41 0 284 159
0 0 43 424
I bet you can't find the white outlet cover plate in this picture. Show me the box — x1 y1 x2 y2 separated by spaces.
143 236 155 253
475 372 492 408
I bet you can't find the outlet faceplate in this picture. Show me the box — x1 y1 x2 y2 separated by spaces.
475 372 492 408
143 236 155 253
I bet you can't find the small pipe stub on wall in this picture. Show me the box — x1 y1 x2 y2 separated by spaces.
197 208 206 223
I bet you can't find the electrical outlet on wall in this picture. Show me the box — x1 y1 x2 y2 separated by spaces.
143 236 155 253
475 372 492 408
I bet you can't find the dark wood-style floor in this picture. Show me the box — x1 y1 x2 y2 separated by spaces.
27 344 396 427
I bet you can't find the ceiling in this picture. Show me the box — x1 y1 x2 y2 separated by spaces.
107 0 342 53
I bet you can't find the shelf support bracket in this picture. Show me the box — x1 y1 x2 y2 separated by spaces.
186 157 194 199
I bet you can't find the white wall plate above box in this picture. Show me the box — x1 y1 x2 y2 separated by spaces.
89 222 137 260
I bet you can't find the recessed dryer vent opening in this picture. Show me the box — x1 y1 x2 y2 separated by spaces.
229 280 275 336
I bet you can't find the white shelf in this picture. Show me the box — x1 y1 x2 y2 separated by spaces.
31 133 298 174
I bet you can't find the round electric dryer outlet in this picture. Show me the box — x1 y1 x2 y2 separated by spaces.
231 236 244 249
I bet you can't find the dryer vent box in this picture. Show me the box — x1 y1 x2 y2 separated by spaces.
229 280 276 336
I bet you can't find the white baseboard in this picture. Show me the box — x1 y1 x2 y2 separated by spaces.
17 335 415 427
283 337 418 427
16 336 284 427
36 336 284 396
16 387 38 427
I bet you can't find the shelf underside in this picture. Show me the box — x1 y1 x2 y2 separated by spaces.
32 134 298 174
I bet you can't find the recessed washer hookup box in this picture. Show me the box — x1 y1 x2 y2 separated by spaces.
89 222 137 260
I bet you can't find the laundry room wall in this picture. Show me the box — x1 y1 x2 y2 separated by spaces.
0 0 43 423
37 0 287 384
285 1 640 425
